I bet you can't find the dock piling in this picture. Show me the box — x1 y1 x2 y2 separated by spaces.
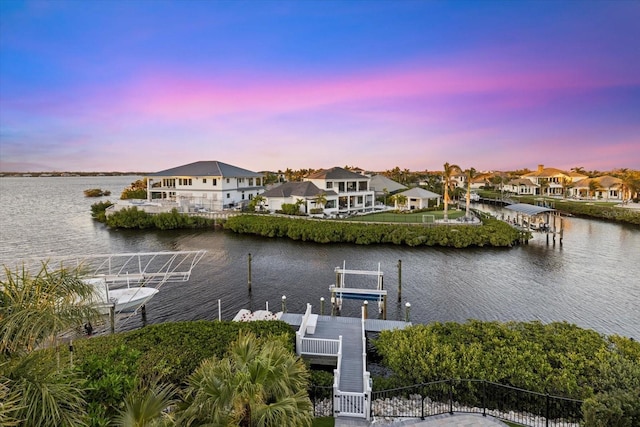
247 253 252 292
397 259 402 302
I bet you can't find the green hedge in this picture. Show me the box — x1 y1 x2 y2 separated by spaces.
104 207 215 229
46 320 295 424
373 320 640 425
66 320 295 385
223 214 526 247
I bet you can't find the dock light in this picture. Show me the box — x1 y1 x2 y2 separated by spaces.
320 297 325 315
405 302 411 322
363 300 368 319
282 295 287 313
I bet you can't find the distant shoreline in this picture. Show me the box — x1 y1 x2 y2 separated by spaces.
0 172 146 177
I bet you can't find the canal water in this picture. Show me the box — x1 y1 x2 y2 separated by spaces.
1 176 638 339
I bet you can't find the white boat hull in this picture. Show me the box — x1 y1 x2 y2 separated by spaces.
101 287 159 314
83 278 159 314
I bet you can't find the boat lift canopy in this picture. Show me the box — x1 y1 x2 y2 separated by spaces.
2 250 207 287
505 203 555 216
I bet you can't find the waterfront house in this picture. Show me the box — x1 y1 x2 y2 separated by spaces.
260 182 338 214
521 165 587 196
304 167 376 214
146 161 264 212
504 178 538 195
568 176 624 201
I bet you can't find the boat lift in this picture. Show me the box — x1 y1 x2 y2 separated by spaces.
3 250 207 329
330 261 388 319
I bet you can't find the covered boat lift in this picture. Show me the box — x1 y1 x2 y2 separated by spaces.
505 203 564 244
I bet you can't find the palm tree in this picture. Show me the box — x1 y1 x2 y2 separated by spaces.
618 171 640 204
538 178 550 197
313 192 328 210
391 194 408 210
0 263 101 427
4 353 88 427
442 162 461 221
115 382 177 427
0 263 101 354
178 332 312 427
0 376 23 427
561 177 573 199
464 168 476 218
588 180 602 200
249 195 266 212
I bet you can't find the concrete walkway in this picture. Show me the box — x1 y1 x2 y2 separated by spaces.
335 413 508 427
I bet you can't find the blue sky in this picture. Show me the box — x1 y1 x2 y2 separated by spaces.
1 0 639 172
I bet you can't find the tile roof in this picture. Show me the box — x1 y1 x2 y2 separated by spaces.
573 176 622 188
522 167 567 178
400 187 441 199
261 182 336 198
149 161 262 178
507 178 538 186
306 167 369 180
369 174 407 193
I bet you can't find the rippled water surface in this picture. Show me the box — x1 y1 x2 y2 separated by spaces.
1 176 638 338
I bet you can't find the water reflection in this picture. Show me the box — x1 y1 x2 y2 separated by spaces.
1 178 638 339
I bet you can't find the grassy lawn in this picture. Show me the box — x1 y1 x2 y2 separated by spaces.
344 209 466 223
312 417 335 427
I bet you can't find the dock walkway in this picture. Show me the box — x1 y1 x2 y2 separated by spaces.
280 313 410 393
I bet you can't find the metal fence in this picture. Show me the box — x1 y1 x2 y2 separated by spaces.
310 379 584 426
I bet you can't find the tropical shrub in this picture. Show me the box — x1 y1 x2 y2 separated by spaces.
80 344 141 425
90 200 113 222
373 320 640 418
177 331 312 426
84 188 111 197
120 179 147 200
106 206 154 229
104 208 214 230
223 214 524 247
51 320 295 387
281 203 305 215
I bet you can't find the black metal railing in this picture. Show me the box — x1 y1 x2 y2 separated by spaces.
368 379 583 426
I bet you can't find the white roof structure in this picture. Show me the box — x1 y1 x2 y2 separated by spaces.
505 203 555 216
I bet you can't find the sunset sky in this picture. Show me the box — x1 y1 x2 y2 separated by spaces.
1 0 639 173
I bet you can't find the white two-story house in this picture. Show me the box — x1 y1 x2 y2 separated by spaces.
146 161 264 211
261 167 376 215
305 167 376 214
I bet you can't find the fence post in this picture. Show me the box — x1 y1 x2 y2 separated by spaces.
421 390 425 420
482 380 486 417
449 379 454 415
546 393 550 427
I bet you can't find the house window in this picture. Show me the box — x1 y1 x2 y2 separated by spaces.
226 178 230 183
326 182 333 189
203 179 207 183
256 178 261 186
249 178 254 186
242 192 245 200
213 179 217 186
338 182 345 192
226 193 230 198
238 178 244 184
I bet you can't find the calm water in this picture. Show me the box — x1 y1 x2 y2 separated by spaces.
1 176 638 338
